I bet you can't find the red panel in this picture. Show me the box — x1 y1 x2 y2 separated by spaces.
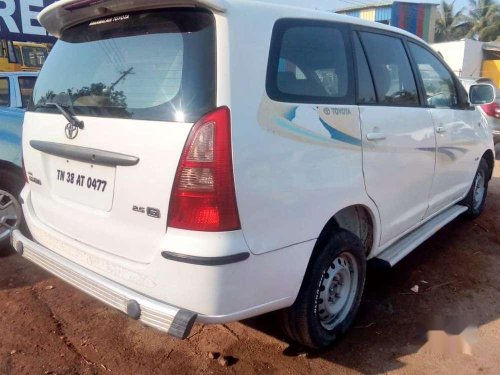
416 5 425 37
398 2 406 29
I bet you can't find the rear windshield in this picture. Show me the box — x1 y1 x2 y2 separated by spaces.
30 9 216 123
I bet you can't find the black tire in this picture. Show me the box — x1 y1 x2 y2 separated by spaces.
0 168 25 249
279 229 366 349
461 158 489 219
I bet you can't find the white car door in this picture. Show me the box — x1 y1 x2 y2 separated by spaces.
407 42 481 216
354 31 436 246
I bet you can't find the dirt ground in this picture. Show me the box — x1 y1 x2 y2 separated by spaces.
1 155 500 375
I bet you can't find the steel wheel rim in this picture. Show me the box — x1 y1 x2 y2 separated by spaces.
0 190 22 242
317 252 358 330
472 169 486 211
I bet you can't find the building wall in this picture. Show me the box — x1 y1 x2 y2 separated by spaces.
431 40 484 78
482 60 500 87
390 2 437 42
375 6 392 23
359 8 376 22
344 9 360 18
337 2 437 42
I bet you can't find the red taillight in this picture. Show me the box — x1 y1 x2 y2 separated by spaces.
482 102 500 118
22 158 28 184
168 107 240 232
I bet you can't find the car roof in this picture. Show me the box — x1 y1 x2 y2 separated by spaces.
39 0 424 44
0 72 39 77
14 41 49 47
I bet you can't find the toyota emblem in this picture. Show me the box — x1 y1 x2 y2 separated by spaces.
65 123 79 140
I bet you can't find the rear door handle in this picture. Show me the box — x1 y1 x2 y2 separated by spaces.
366 132 386 141
436 126 446 134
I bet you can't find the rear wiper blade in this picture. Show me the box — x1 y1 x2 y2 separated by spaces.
46 102 85 129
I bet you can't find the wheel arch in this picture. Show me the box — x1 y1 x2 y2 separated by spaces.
312 205 377 260
0 160 23 185
482 149 495 180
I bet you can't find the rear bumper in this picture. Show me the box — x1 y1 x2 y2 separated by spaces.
10 229 197 339
18 187 314 326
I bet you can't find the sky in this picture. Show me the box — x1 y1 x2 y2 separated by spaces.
267 0 471 12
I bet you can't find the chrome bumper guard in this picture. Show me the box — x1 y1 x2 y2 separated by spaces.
10 229 197 339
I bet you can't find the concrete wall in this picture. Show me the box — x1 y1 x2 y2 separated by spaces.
482 60 500 87
431 40 466 75
431 39 484 78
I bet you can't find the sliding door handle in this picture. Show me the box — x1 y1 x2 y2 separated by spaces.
436 126 447 134
366 132 387 141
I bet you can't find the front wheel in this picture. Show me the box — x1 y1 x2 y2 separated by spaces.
279 229 366 349
461 158 489 218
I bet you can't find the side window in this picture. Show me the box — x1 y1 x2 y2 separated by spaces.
18 76 37 108
267 20 354 104
409 43 458 108
353 33 376 104
14 46 22 65
359 32 419 106
0 78 10 107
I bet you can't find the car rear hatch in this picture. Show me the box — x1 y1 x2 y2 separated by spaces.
23 8 217 264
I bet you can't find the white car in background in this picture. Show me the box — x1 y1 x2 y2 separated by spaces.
10 0 496 349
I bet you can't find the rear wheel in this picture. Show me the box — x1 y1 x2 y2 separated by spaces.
279 229 366 349
0 169 24 249
461 159 489 218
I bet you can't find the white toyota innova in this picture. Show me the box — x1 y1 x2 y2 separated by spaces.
11 0 496 349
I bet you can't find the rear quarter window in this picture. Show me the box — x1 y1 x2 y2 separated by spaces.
266 19 354 105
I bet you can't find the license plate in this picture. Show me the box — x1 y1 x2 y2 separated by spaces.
49 158 116 211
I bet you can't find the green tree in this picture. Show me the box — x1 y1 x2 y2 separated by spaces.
463 0 500 41
435 0 468 42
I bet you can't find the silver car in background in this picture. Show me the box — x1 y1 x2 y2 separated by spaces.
461 78 500 144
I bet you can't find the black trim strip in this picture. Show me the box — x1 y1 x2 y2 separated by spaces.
161 251 250 266
168 310 198 340
30 141 139 167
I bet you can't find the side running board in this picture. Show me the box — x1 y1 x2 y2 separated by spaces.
375 205 468 267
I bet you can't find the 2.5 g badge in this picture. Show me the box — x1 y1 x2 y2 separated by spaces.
133 205 161 219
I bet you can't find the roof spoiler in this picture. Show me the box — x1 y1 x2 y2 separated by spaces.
38 0 228 38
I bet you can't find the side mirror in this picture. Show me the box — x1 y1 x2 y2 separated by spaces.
469 84 496 106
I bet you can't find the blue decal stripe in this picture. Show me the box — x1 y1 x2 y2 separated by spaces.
284 106 298 121
275 118 333 144
319 118 361 146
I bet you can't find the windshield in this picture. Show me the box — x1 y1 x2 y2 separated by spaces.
30 9 216 123
14 46 22 65
19 76 37 108
21 46 48 68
